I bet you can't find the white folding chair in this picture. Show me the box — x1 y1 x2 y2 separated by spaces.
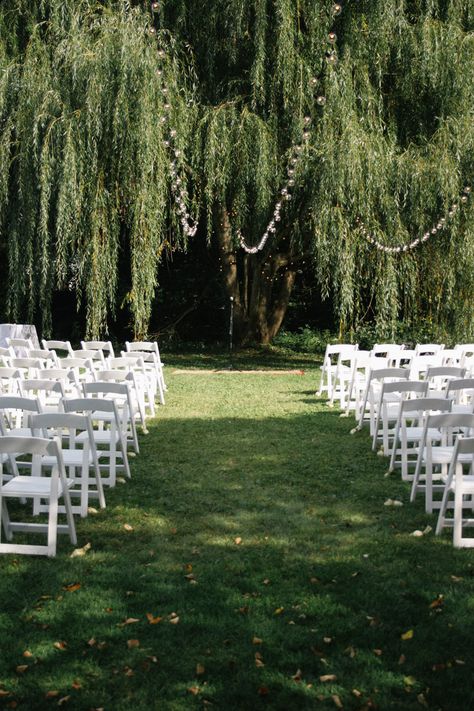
25 349 59 367
344 351 389 418
8 358 42 379
90 370 147 434
121 351 164 407
125 340 166 396
356 367 410 433
30 413 106 518
6 337 34 356
387 397 452 480
106 356 155 417
445 378 474 414
83 381 140 453
436 436 474 547
410 412 474 513
0 395 42 437
63 397 131 486
36 368 82 398
58 357 97 384
372 380 429 455
0 436 77 557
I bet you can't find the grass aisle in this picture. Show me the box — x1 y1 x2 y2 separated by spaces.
0 367 473 710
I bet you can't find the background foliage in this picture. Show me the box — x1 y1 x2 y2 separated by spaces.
0 0 473 342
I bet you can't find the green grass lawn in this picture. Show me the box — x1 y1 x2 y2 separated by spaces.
1 358 473 710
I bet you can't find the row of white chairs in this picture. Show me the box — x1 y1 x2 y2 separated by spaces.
0 339 165 557
318 342 474 411
318 343 474 548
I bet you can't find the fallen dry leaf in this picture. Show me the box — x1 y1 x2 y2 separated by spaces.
45 691 59 699
398 654 406 665
196 663 205 675
71 681 82 690
429 595 444 609
57 696 71 706
22 650 33 658
63 583 81 593
332 695 343 709
451 575 463 582
373 648 383 656
187 687 200 696
87 507 99 515
87 638 96 647
263 579 270 585
257 686 269 696
252 637 263 645
417 693 429 708
255 657 265 668
401 629 414 641
53 641 67 651
404 675 417 686
292 669 303 682
352 689 362 698
118 617 140 627
323 637 332 644
123 524 134 532
15 665 28 674
234 537 242 545
184 563 193 572
274 607 284 615
0 690 10 698
320 674 337 682
169 613 180 624
146 613 163 625
70 542 91 558
127 639 140 649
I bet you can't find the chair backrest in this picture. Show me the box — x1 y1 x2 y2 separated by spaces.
400 397 452 416
9 357 42 376
0 367 21 395
415 343 445 356
368 367 410 382
7 337 34 353
380 380 428 396
30 412 91 442
0 395 42 432
19 379 65 405
121 350 157 364
0 434 59 458
83 381 129 397
81 340 115 357
63 396 115 415
371 343 404 357
42 339 74 356
26 348 58 363
426 412 474 431
452 436 474 457
426 366 466 380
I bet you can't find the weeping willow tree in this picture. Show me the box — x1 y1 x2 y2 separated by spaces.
0 0 473 342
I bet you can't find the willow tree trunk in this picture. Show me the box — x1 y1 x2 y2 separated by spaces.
215 204 296 345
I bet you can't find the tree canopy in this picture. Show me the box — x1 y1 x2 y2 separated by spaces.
0 0 473 342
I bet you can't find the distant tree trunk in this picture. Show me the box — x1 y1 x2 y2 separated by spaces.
215 204 297 345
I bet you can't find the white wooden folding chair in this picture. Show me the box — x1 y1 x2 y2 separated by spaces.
25 349 59 368
63 397 131 486
410 412 474 513
317 344 358 402
58 357 97 384
0 436 77 557
345 351 389 418
121 350 164 406
125 340 166 396
387 397 452 480
90 370 147 434
8 357 42 379
436 436 474 547
83 381 140 453
372 380 429 455
106 356 155 417
71 349 106 368
445 378 474 414
36 368 82 398
356 367 410 433
0 395 43 437
6 337 34 356
30 413 106 518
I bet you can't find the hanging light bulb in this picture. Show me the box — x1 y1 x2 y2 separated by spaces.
431 227 437 234
316 95 327 106
463 186 471 194
152 1 160 11
309 76 319 87
149 26 157 35
461 195 468 203
304 116 311 125
325 51 338 66
328 32 337 44
332 3 343 16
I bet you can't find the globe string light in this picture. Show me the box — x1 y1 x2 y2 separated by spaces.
149 4 197 238
356 185 472 254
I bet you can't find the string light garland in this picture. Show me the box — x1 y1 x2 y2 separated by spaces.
239 3 345 254
149 3 198 238
356 185 472 254
148 1 471 256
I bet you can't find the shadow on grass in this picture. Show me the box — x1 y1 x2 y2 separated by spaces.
0 407 473 710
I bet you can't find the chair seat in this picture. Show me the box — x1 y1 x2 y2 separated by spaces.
402 427 441 442
2 475 74 497
421 446 474 465
76 430 120 445
43 450 93 467
445 475 474 494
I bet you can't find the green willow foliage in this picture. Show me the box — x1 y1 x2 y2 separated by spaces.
0 0 473 339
